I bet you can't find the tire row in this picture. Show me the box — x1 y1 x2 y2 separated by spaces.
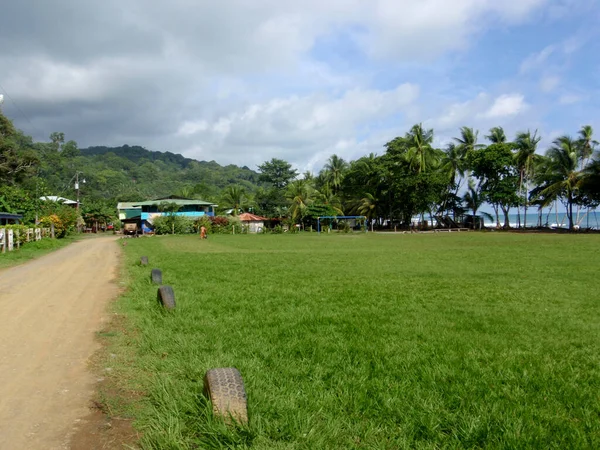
138 255 248 425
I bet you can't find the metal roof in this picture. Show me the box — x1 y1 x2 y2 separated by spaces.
0 212 23 220
40 196 77 205
117 202 142 210
238 213 268 221
132 198 216 206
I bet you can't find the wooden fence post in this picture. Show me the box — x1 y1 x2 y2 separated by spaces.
0 228 5 254
16 230 20 249
51 223 55 239
8 229 14 252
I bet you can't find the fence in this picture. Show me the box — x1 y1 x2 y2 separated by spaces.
0 227 52 254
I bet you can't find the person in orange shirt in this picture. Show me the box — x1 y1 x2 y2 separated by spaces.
200 226 207 239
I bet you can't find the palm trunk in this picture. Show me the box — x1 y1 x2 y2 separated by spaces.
493 204 500 228
501 205 510 229
568 192 574 230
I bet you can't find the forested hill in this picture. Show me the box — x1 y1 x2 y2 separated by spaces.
73 145 260 201
81 145 197 168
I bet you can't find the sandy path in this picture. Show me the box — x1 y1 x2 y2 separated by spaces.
0 236 120 450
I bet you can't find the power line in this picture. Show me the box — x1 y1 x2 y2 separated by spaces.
0 81 45 138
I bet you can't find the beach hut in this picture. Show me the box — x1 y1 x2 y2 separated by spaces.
238 213 268 233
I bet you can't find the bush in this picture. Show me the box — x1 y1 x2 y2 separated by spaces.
38 203 78 238
152 215 195 235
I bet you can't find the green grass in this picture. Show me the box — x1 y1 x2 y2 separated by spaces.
105 233 600 449
0 234 82 269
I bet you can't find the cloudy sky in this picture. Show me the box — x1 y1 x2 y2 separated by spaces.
1 0 599 172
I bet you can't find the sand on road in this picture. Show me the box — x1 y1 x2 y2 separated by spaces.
0 236 120 450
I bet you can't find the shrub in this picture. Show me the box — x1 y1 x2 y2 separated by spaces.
152 215 195 235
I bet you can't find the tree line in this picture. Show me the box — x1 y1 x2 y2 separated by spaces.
2 107 599 231
237 124 599 231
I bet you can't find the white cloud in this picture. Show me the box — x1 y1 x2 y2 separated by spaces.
540 75 560 92
483 94 528 119
520 45 555 73
559 94 584 105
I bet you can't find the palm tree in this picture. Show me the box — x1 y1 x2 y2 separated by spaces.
515 130 541 228
323 154 348 192
462 181 492 229
539 136 582 230
439 143 467 215
356 193 379 231
454 126 484 157
405 123 437 173
221 186 246 216
286 179 314 223
485 126 507 144
577 125 598 170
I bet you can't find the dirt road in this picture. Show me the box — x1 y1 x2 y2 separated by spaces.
0 236 120 450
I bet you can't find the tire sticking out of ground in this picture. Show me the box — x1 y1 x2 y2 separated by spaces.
140 256 149 266
157 285 175 309
204 368 248 425
151 268 162 284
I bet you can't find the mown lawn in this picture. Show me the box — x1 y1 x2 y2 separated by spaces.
107 232 600 449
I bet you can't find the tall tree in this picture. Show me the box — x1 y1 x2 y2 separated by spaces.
485 126 507 144
323 154 348 193
454 126 484 158
514 130 541 227
539 136 582 230
404 124 437 173
221 186 247 215
258 158 298 189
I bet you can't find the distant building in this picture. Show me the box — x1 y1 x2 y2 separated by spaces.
128 196 217 233
238 212 268 233
40 196 78 207
0 212 22 225
117 202 142 221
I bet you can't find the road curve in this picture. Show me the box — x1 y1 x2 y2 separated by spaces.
0 236 120 450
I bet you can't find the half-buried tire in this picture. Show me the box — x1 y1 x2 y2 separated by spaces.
140 256 149 266
151 268 162 284
204 368 248 425
157 285 175 309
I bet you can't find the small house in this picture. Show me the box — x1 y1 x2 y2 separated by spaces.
238 213 268 233
131 196 217 233
0 212 22 226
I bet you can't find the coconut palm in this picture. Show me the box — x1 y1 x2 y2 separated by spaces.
463 180 491 229
485 126 507 144
356 193 379 231
454 126 484 157
577 125 598 169
286 179 314 222
323 154 348 192
515 130 541 227
221 186 246 216
539 136 582 230
405 124 437 173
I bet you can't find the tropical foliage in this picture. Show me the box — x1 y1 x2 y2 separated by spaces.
1 108 599 232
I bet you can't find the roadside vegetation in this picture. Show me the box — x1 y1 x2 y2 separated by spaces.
101 233 600 449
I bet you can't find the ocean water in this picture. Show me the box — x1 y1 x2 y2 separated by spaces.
481 211 600 229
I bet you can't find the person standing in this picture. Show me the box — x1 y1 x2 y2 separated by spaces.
200 226 207 239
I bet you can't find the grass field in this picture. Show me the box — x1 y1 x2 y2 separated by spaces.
105 233 600 449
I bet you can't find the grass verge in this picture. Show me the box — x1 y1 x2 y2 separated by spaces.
101 233 600 449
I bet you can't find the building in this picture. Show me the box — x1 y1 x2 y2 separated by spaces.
0 212 22 225
117 202 142 221
40 196 78 207
129 196 217 233
238 212 268 233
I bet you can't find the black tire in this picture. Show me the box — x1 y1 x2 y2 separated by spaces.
140 256 149 266
204 368 248 425
151 268 162 284
157 285 175 309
